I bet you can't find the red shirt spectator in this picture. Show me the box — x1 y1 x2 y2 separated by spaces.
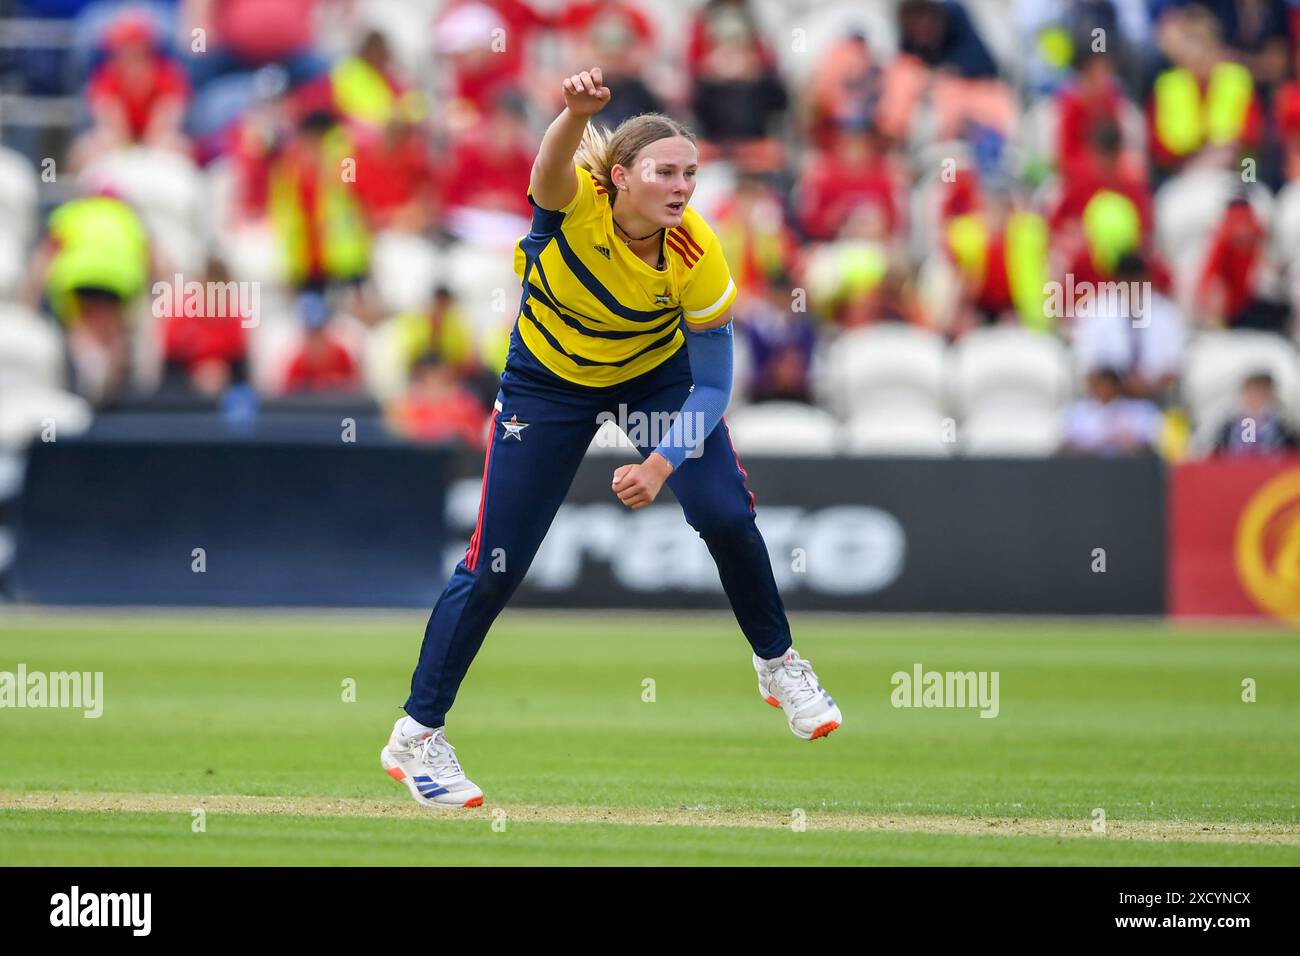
353 125 438 229
1054 52 1126 179
440 101 533 218
798 126 901 240
284 330 358 392
558 1 654 45
1197 199 1268 324
436 0 548 117
87 18 190 140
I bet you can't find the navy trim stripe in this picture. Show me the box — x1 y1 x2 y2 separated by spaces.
552 231 678 322
532 258 611 328
524 308 682 367
526 283 681 340
526 193 567 237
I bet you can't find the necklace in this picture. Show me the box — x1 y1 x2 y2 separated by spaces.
612 215 665 269
612 215 662 242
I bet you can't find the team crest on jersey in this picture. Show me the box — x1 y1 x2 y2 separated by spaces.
654 293 673 305
593 244 611 260
501 414 529 441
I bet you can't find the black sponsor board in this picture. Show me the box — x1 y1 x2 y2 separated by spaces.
14 440 1164 614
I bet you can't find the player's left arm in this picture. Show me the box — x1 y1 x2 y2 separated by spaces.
613 231 738 509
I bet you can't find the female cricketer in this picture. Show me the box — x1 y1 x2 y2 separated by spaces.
381 68 843 808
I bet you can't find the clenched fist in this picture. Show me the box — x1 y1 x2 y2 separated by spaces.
562 67 611 117
612 454 673 510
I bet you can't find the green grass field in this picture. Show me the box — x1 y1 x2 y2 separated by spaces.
1 610 1298 865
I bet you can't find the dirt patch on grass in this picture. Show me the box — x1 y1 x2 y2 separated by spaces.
2 790 1296 846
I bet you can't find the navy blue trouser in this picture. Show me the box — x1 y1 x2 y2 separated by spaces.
404 329 793 727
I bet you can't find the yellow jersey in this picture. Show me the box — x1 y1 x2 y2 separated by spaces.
512 164 738 387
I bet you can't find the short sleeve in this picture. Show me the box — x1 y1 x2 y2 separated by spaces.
680 228 738 327
527 164 605 229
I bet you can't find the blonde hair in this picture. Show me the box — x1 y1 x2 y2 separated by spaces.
574 113 697 198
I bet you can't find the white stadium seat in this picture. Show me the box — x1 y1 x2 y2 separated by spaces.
80 148 207 236
817 324 948 420
950 325 1071 419
0 305 65 390
0 146 40 248
586 419 638 457
1153 169 1273 302
843 406 953 457
0 385 92 450
1182 330 1300 433
724 401 841 456
371 231 442 315
961 406 1063 457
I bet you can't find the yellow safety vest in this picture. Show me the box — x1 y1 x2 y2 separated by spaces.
1154 62 1253 157
946 211 1051 331
269 128 371 285
45 196 149 323
331 56 395 127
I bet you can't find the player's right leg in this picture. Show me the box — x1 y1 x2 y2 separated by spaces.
383 359 601 807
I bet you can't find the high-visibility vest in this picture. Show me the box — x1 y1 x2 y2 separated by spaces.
45 196 149 323
331 56 395 127
394 307 475 370
1082 189 1141 275
1153 62 1253 157
269 129 371 285
946 211 1051 331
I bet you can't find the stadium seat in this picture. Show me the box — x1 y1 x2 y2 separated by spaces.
0 230 27 299
950 326 1071 420
371 231 442 315
724 402 841 456
0 385 92 449
441 243 521 345
586 419 637 457
1182 330 1300 437
843 406 953 457
354 0 438 77
0 304 66 390
80 148 208 251
816 324 948 420
769 0 898 82
0 146 41 247
960 405 1063 457
1272 179 1300 263
1154 170 1273 301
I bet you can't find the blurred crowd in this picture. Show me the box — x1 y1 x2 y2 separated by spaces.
2 0 1300 458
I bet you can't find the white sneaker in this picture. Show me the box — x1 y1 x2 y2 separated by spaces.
380 719 485 808
754 649 843 740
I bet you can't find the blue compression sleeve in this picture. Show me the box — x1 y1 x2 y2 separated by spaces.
652 321 734 470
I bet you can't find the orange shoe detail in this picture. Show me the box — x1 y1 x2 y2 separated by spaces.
809 721 840 740
386 766 406 781
764 695 780 708
463 795 484 808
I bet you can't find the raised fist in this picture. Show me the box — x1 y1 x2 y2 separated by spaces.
562 67 611 117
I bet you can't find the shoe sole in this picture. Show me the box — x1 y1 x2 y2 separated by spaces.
380 745 484 809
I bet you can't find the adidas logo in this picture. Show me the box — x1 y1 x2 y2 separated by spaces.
593 244 611 259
